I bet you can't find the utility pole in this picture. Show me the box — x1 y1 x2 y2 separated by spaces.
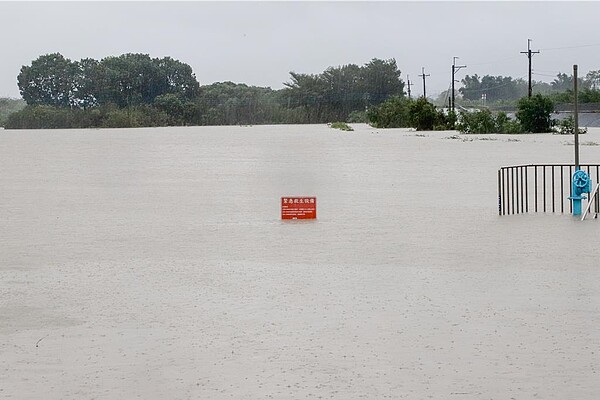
521 39 540 97
407 74 414 99
574 64 580 170
451 57 466 113
418 67 430 99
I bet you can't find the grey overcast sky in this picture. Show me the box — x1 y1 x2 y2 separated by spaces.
1 1 600 99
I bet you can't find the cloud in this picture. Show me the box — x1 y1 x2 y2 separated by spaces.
2 1 600 98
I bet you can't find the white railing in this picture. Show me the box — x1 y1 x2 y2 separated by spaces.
581 183 600 220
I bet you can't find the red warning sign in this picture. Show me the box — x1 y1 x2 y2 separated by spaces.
281 197 317 220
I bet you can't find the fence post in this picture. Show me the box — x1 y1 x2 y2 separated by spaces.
498 169 502 215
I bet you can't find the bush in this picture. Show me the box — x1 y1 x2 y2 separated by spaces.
499 118 524 134
367 97 452 130
5 105 75 129
328 122 353 131
366 96 411 128
4 104 172 129
456 109 524 134
100 108 133 128
495 111 524 133
0 98 26 127
456 109 496 133
516 94 554 133
347 110 367 123
441 110 457 130
154 93 186 125
408 97 439 131
554 115 587 135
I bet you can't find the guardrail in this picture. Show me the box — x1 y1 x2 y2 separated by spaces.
498 164 600 216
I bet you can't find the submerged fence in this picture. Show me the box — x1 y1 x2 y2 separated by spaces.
498 164 600 215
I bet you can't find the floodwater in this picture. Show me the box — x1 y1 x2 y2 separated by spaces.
1 124 599 399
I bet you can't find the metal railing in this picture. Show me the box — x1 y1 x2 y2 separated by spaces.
498 164 600 216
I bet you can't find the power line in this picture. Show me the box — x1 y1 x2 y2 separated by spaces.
467 55 522 66
454 42 600 72
532 72 558 78
533 68 562 75
539 42 600 51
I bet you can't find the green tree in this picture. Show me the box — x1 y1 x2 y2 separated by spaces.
283 72 328 122
551 73 571 92
84 54 200 109
17 53 80 108
360 58 404 106
12 53 410 128
460 74 527 102
585 70 600 90
551 72 587 92
74 58 101 109
532 81 553 95
193 81 292 126
321 64 363 121
95 53 160 107
283 58 404 123
580 88 600 103
156 56 200 99
516 94 554 133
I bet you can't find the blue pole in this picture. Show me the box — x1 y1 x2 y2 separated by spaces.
572 65 583 216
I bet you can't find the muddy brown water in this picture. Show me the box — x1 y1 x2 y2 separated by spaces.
1 124 599 399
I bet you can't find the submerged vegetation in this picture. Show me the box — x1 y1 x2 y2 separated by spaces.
367 92 564 134
456 94 559 134
554 115 588 135
329 122 353 131
367 96 456 131
456 109 523 134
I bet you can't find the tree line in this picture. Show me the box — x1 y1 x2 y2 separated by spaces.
4 52 600 129
5 53 404 129
0 98 25 126
438 71 600 105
